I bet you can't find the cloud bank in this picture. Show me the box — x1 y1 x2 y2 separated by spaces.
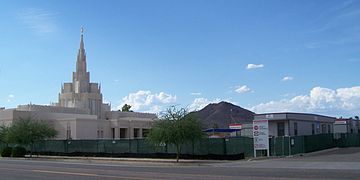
251 86 360 117
246 64 264 69
282 76 294 82
235 85 251 94
17 8 58 35
188 98 222 112
118 90 177 113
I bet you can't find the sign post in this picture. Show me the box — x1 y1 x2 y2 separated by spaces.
253 120 269 157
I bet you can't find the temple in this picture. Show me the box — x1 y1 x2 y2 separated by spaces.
0 28 155 139
58 27 110 118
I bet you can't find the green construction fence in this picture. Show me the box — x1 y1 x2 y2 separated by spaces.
2 133 360 158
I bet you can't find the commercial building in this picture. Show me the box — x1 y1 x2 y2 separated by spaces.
0 28 156 139
242 112 336 137
334 118 360 134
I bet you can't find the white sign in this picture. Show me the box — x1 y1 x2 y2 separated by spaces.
335 120 347 125
265 114 274 119
253 120 269 157
229 123 242 129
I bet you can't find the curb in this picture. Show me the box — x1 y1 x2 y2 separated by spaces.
19 155 227 165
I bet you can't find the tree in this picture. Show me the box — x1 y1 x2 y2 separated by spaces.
7 117 57 157
0 125 10 146
121 104 133 112
147 106 203 162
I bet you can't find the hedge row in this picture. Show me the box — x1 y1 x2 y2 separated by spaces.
0 146 26 157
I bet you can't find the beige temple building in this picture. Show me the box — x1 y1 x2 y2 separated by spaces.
0 29 156 139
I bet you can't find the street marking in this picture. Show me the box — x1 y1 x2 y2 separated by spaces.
0 167 159 180
32 169 154 179
32 169 98 177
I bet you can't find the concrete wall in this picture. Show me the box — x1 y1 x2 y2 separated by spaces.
75 119 98 139
0 108 155 140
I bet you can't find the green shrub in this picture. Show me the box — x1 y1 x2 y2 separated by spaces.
1 147 12 157
12 146 26 157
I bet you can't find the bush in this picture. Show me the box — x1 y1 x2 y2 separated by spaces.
1 147 12 157
12 146 26 157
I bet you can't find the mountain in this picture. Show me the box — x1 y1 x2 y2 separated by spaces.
189 101 255 129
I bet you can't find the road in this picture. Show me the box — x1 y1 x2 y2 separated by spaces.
1 148 360 180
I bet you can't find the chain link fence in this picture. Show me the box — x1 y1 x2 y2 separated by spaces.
1 133 360 158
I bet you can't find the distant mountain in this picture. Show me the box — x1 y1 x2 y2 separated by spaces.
189 101 254 129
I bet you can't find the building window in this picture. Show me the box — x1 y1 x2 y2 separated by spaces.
142 129 150 137
111 128 115 139
316 123 320 134
294 122 298 136
312 124 315 135
66 123 72 139
277 122 285 136
134 128 140 138
328 125 331 134
120 128 127 138
321 124 326 134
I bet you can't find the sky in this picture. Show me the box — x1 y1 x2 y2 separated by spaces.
0 0 359 117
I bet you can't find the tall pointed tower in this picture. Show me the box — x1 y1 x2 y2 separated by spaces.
73 27 90 93
58 27 110 118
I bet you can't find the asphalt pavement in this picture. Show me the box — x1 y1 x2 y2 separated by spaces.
0 147 360 179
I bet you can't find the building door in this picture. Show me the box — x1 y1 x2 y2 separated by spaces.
120 128 127 138
277 122 285 136
312 124 315 135
111 128 115 139
134 128 140 138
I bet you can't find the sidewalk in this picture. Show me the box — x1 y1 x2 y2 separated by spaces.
243 147 342 162
23 155 229 165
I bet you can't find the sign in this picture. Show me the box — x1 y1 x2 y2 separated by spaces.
229 123 242 129
265 114 274 119
253 120 269 157
335 120 347 125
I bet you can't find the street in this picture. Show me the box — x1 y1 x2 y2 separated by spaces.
0 148 360 180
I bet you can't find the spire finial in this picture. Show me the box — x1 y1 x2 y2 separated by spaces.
79 26 85 51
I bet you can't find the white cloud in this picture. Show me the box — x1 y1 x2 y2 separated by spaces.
7 94 14 102
118 90 177 113
235 85 251 94
188 98 222 112
282 76 294 81
251 86 360 117
17 8 58 35
190 92 202 96
156 92 177 104
246 64 264 69
188 98 237 112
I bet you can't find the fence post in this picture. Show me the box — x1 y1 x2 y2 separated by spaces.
272 137 276 156
65 140 68 154
282 136 285 156
288 137 291 156
128 139 131 153
223 138 227 155
192 140 195 155
136 139 139 154
96 140 99 153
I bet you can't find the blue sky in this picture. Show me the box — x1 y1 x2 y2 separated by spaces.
0 0 359 117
